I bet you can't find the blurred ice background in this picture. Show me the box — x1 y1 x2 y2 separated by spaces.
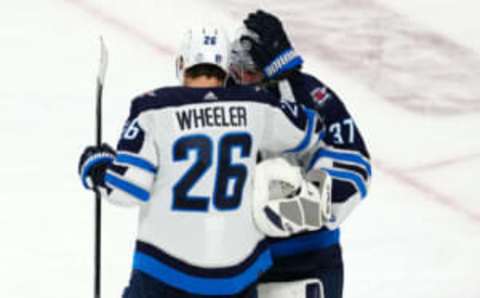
0 0 479 297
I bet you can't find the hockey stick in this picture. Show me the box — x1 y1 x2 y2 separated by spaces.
94 36 108 298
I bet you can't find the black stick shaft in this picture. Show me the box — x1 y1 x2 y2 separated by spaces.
94 78 103 298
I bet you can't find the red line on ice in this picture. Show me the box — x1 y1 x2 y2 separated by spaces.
222 0 480 116
404 152 480 172
65 0 174 56
376 160 480 223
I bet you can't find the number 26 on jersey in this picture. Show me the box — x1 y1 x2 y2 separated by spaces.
172 132 252 212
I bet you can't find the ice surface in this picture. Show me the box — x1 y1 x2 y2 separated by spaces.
0 0 479 297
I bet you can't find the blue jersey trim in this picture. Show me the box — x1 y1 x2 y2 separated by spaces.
133 250 272 295
116 153 157 174
263 48 304 78
323 168 367 198
285 107 315 153
308 149 371 175
270 229 340 258
105 173 150 201
318 130 326 142
277 56 304 76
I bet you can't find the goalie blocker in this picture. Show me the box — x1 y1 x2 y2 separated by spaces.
253 158 332 238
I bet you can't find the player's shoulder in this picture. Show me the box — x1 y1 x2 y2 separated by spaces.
132 86 185 106
289 71 343 110
128 85 277 119
128 86 194 118
223 85 277 106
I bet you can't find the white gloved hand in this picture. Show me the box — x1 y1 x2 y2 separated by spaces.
253 158 332 238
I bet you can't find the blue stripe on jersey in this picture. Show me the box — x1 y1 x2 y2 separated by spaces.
285 107 315 153
270 229 340 258
318 130 326 142
105 173 150 202
264 48 304 78
308 148 371 175
116 153 157 174
278 55 304 76
133 250 272 295
322 168 367 198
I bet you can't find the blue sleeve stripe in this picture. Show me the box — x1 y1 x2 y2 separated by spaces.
275 56 304 77
105 173 150 202
116 153 157 174
322 168 367 198
318 130 326 142
81 156 114 189
270 229 340 258
263 48 303 78
133 250 272 295
285 107 315 153
308 148 371 176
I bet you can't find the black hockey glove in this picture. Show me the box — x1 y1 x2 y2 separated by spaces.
241 10 303 80
78 143 115 190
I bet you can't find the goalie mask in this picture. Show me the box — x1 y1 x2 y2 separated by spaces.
229 26 265 85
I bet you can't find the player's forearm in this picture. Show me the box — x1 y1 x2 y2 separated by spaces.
306 142 371 229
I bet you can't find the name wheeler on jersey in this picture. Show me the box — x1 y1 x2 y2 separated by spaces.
102 86 324 295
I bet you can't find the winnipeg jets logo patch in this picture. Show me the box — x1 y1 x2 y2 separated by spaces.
204 91 218 101
311 87 331 107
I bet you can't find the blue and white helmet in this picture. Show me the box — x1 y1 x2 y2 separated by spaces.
176 26 230 83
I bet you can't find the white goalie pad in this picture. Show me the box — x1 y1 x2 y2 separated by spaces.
252 158 332 238
258 279 325 298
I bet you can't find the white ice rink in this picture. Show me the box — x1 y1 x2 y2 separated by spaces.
1 0 479 297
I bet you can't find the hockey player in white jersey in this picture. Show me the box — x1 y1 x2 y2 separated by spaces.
229 10 372 298
78 25 326 298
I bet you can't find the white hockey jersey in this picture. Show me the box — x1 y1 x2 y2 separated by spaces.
104 85 323 295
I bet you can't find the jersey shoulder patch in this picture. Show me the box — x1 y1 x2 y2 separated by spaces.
299 73 335 108
310 86 332 107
